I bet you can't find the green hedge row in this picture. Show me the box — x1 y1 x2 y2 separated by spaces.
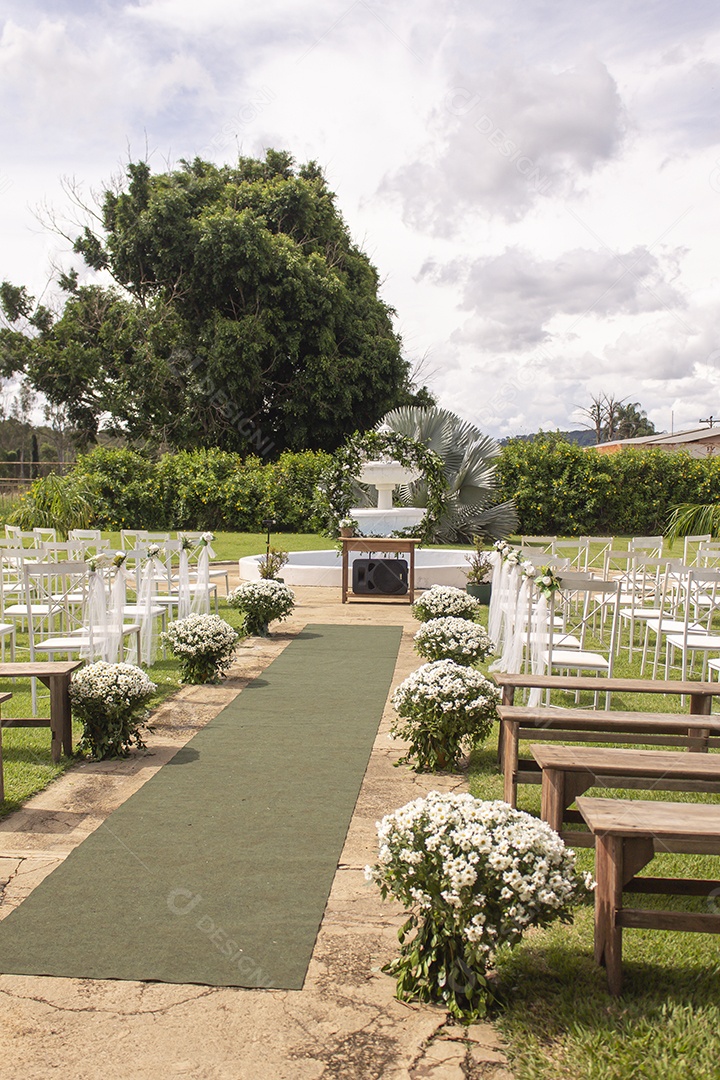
72 447 331 531
64 436 720 536
493 433 720 535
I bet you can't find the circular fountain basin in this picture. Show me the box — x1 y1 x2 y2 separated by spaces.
238 549 475 589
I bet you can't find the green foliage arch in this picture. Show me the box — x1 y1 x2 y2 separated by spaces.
315 430 447 543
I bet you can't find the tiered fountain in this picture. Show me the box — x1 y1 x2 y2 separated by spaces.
239 458 472 588
351 459 425 537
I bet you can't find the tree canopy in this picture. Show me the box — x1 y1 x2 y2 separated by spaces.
0 150 426 453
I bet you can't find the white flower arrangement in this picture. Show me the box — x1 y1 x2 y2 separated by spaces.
162 613 240 683
390 659 500 771
70 662 157 758
414 617 494 666
200 531 215 545
412 584 481 623
228 579 295 636
338 517 358 529
367 791 593 1020
533 565 563 598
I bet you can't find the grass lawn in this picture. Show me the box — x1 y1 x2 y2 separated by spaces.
3 528 719 1076
0 594 247 819
468 601 720 1080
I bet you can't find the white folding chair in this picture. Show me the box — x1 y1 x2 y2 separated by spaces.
520 536 557 555
683 534 712 566
542 573 622 707
664 568 720 683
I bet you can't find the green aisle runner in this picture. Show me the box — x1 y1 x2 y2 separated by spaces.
0 624 402 988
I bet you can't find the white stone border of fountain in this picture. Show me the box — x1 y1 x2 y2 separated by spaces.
238 549 474 589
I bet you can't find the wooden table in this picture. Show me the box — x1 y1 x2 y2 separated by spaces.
340 537 419 603
0 691 13 801
532 743 720 844
577 796 720 994
0 661 82 762
499 705 720 806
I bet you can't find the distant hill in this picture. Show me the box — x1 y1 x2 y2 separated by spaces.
500 429 597 446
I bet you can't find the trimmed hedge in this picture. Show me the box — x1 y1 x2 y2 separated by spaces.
72 447 330 531
56 435 720 537
494 433 720 535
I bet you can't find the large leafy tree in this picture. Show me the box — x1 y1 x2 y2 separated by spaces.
0 150 420 453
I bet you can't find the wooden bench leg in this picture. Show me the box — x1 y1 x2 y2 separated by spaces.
594 833 624 995
47 675 72 761
503 721 519 807
541 768 566 834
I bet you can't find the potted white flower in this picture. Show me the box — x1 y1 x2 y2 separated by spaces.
367 791 593 1020
70 662 157 759
162 613 241 683
338 516 358 538
390 658 500 771
414 616 494 666
412 584 481 622
228 579 295 636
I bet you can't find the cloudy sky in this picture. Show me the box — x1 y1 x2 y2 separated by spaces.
2 0 720 438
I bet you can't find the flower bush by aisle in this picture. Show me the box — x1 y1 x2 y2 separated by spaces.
412 584 481 623
367 792 593 1020
414 617 494 666
390 659 500 771
162 613 240 683
228 579 295 636
70 662 157 759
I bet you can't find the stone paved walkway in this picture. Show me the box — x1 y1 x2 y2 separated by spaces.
0 583 513 1080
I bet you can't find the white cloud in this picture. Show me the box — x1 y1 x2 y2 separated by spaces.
381 57 625 231
1 0 720 444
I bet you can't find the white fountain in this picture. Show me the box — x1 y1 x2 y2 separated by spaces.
238 457 474 588
352 459 425 537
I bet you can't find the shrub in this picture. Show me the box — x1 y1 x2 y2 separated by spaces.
9 472 98 539
162 613 240 683
228 579 295 636
390 659 500 771
412 584 481 622
70 662 157 758
414 617 494 666
367 792 593 1020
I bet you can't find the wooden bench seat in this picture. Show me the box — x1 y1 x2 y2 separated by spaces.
531 743 720 844
498 705 720 806
492 672 719 714
577 796 720 994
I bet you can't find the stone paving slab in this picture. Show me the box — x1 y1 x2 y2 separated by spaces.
0 583 513 1079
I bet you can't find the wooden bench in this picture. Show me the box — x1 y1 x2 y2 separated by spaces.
0 661 82 764
577 796 720 994
492 672 720 714
0 691 13 800
532 743 720 845
498 705 720 806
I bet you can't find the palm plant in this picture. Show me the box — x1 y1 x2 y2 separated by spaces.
666 502 720 543
9 472 96 539
379 406 517 543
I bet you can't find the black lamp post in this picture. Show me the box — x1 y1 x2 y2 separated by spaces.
262 517 275 558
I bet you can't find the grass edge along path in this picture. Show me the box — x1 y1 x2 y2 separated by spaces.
0 623 402 989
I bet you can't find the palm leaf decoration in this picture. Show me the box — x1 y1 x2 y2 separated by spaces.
380 406 517 543
666 503 720 543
